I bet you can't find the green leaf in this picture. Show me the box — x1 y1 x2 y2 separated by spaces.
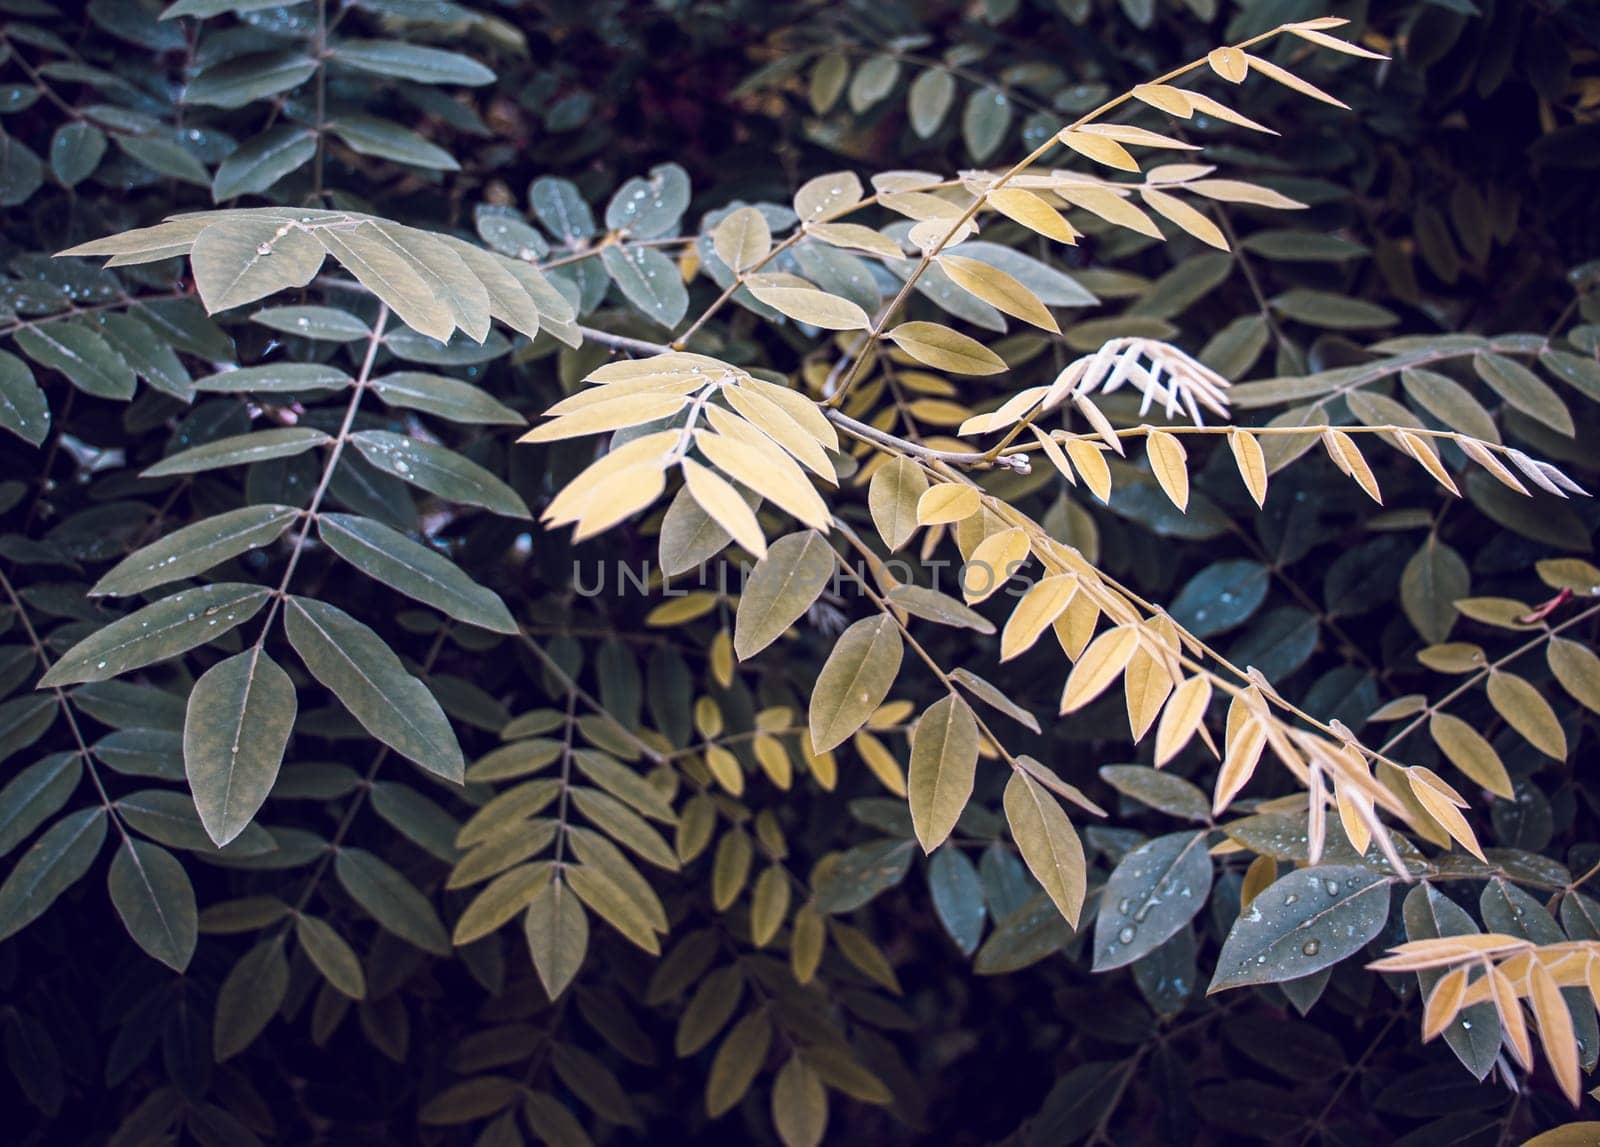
107 838 197 971
212 124 316 200
314 223 454 340
194 363 350 394
733 530 835 659
184 648 296 847
707 1010 772 1118
15 321 135 399
1270 289 1398 329
599 244 688 329
186 50 317 110
962 86 1013 163
1401 538 1469 644
1474 351 1573 437
90 504 300 597
808 616 904 752
331 40 495 86
334 846 450 954
50 122 106 188
524 877 588 998
0 349 49 446
115 134 210 186
40 583 271 687
350 431 530 518
93 312 194 400
0 807 107 944
0 753 81 857
1098 765 1211 822
116 789 276 856
812 839 914 914
326 115 460 171
909 67 955 139
1003 771 1087 928
928 846 986 956
452 862 551 943
295 914 366 998
142 427 330 477
886 586 996 634
284 596 464 781
371 371 523 425
1092 831 1212 971
1209 865 1392 992
192 217 326 313
605 163 691 239
318 513 516 633
530 177 595 242
213 938 287 1060
907 694 979 853
252 306 370 342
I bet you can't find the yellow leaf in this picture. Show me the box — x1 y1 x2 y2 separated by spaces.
986 188 1078 244
1057 187 1163 239
710 628 735 688
1239 854 1275 909
907 695 979 852
1139 188 1228 251
573 462 668 540
1228 429 1267 507
1053 590 1100 661
1065 440 1112 502
1032 427 1076 486
1059 624 1139 713
1395 430 1461 496
1145 430 1189 511
1423 966 1468 1041
1287 26 1389 60
1078 123 1199 151
1058 129 1139 173
1123 645 1174 742
722 386 835 479
1207 46 1248 83
712 206 772 273
807 222 906 260
748 285 871 330
1322 429 1382 503
695 429 831 530
1406 769 1485 861
704 744 744 795
1243 53 1350 109
791 904 824 984
646 592 718 627
682 458 767 558
752 733 793 790
868 456 927 552
543 431 675 526
962 527 1030 604
1486 670 1568 759
1429 712 1513 797
520 392 690 443
750 865 790 948
1548 638 1600 714
853 730 906 797
1001 575 1078 662
939 254 1060 333
917 484 980 525
1528 962 1580 1105
887 321 1008 375
1003 771 1086 927
1214 716 1266 813
1132 84 1193 117
1154 675 1211 767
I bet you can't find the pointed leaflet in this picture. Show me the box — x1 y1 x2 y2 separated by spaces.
0 754 81 857
184 648 296 847
1209 865 1391 992
868 457 927 552
318 513 517 633
1003 771 1086 928
191 217 325 314
335 847 450 954
809 616 904 752
108 838 197 971
40 584 271 688
733 531 836 659
350 431 529 518
525 878 589 999
601 244 688 329
772 1055 829 1147
0 807 107 944
284 597 463 781
712 206 771 273
0 350 48 446
1402 884 1500 1080
908 695 979 853
214 939 288 1061
295 914 366 999
1093 831 1211 970
91 504 300 598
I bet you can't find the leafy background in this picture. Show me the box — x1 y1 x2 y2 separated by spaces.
2 0 1600 1144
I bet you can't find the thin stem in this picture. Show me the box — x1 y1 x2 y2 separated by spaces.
0 567 127 839
254 303 390 641
828 409 1030 471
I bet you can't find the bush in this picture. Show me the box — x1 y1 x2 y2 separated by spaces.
2 1 1599 1143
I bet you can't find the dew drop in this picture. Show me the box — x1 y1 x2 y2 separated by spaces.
1117 897 1134 915
1324 879 1340 895
1117 925 1136 944
1301 939 1321 956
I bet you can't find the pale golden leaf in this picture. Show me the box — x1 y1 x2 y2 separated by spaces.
1243 53 1350 109
748 284 871 331
1059 624 1139 713
1123 645 1174 742
1139 188 1228 250
1228 429 1268 507
963 527 1030 604
1486 670 1568 760
682 458 766 559
1145 429 1189 511
521 392 689 443
695 429 831 530
1065 439 1112 502
1154 675 1211 766
1001 575 1078 662
1207 46 1248 82
916 484 980 525
939 254 1060 333
1058 129 1139 173
1322 429 1382 503
986 188 1078 244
